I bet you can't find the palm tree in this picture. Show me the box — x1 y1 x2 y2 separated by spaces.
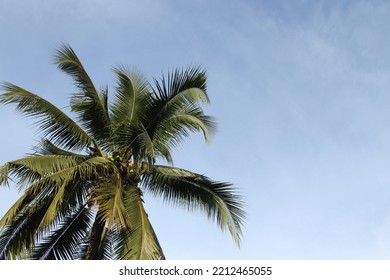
0 45 245 260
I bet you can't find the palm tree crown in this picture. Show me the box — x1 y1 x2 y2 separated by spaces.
0 45 245 260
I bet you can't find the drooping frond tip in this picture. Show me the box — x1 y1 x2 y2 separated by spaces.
0 83 95 151
142 165 246 247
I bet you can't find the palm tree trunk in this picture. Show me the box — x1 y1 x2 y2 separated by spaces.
85 219 105 260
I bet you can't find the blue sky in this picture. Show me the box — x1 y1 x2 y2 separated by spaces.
1 0 390 259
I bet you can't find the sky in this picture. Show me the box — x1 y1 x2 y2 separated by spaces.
1 0 390 259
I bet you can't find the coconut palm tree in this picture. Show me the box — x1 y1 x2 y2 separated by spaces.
0 45 245 260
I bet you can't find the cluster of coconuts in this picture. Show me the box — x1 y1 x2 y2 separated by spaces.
108 152 149 184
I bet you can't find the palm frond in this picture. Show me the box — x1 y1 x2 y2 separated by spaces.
152 104 216 153
0 163 10 186
0 83 94 151
11 155 82 176
138 124 156 160
153 66 209 103
154 144 173 164
33 139 86 157
140 67 215 157
166 107 216 141
119 186 165 260
0 200 49 259
111 122 156 162
32 156 115 228
93 173 130 229
1 179 81 232
142 165 245 246
110 66 150 126
110 120 138 149
55 44 111 144
3 155 82 190
99 86 112 151
97 227 119 260
32 206 94 260
0 191 35 227
31 156 114 189
37 183 69 230
1 156 113 232
0 162 42 191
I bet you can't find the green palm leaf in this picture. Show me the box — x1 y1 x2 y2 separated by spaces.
33 139 87 157
55 44 111 144
30 156 116 228
11 155 83 176
93 173 130 229
119 186 165 260
153 103 216 152
110 66 150 126
153 66 209 102
1 155 82 192
32 206 94 260
0 161 42 191
2 156 113 230
97 228 118 260
0 191 35 228
0 163 10 186
142 67 215 156
0 200 49 259
0 83 94 151
143 165 245 246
